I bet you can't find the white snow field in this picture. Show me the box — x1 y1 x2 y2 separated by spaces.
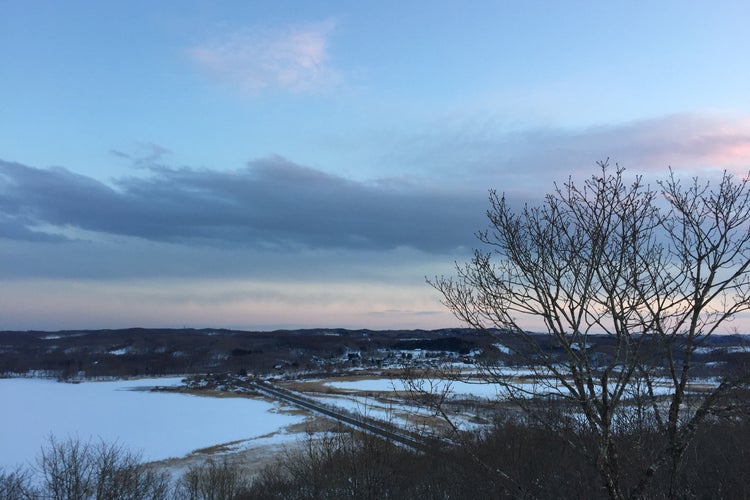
0 377 304 471
325 378 503 398
323 374 687 401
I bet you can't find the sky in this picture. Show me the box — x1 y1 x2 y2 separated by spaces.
2 1 750 331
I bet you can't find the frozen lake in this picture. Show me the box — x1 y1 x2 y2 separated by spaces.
0 377 304 471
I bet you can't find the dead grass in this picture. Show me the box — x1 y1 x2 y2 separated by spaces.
147 414 339 483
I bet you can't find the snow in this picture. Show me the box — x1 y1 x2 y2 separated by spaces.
323 374 703 401
325 378 503 399
491 343 513 354
312 393 402 422
0 377 304 471
694 345 750 354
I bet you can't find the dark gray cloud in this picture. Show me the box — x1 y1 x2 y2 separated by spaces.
0 157 485 253
0 213 66 243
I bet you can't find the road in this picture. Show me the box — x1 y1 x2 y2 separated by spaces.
247 379 432 452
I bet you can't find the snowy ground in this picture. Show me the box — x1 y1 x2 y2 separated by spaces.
0 377 305 472
324 377 503 399
321 375 701 400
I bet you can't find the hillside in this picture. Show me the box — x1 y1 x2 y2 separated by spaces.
1 327 748 380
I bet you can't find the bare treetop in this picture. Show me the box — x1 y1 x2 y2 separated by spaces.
431 161 750 499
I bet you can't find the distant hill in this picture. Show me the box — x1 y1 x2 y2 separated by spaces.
1 327 747 380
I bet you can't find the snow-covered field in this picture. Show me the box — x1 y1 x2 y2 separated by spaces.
0 377 304 471
325 378 504 399
322 374 696 402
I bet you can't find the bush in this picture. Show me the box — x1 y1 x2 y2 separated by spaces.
245 408 750 499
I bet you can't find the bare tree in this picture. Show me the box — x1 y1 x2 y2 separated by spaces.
430 162 750 499
36 436 170 500
91 441 171 500
38 436 96 500
176 458 247 500
0 467 37 500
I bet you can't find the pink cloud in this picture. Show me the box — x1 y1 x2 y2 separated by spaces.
580 114 750 175
188 20 338 94
391 112 750 201
685 122 750 171
496 113 750 183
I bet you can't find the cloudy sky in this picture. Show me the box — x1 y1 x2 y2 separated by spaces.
2 1 750 331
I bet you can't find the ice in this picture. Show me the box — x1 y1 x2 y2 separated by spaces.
0 377 304 471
